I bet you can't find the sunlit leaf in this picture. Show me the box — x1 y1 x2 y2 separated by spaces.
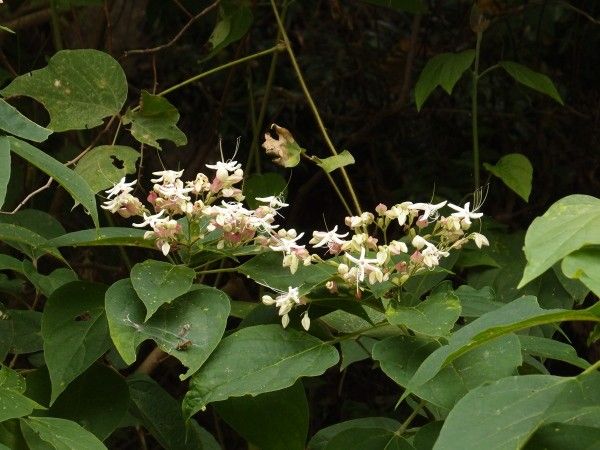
314 150 355 173
483 153 533 202
74 145 139 193
561 248 600 297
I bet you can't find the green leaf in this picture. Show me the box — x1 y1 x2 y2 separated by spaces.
401 296 600 403
373 334 522 410
41 281 111 404
183 324 339 418
433 373 600 450
1 49 127 131
48 364 128 440
130 259 196 320
0 99 52 142
239 252 336 296
0 366 44 422
128 374 219 450
519 195 600 287
454 285 504 318
122 91 187 150
46 227 156 249
243 172 287 209
518 335 590 370
387 290 461 336
20 417 107 450
0 309 43 355
325 427 414 450
413 421 443 450
483 153 533 202
0 137 9 209
7 137 99 227
524 423 600 450
0 223 66 263
339 336 377 370
561 248 600 297
22 261 78 297
215 382 309 450
74 145 139 193
314 150 356 173
499 61 563 105
0 208 65 239
308 417 400 450
105 279 230 378
204 1 253 61
360 0 427 13
415 50 475 111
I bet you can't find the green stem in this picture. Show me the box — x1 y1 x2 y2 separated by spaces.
472 30 483 192
157 45 284 98
579 358 600 378
396 399 427 436
269 0 362 216
301 153 353 216
478 63 499 80
49 0 63 51
327 321 388 345
196 267 237 275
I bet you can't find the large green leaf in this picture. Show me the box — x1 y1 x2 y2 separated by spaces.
122 91 187 150
41 281 111 403
7 137 99 227
433 373 600 450
519 195 600 287
0 138 9 210
74 145 139 193
483 153 533 202
499 61 563 105
49 364 129 440
22 260 78 297
128 374 219 450
183 324 339 418
130 259 196 320
415 50 475 111
215 382 309 450
373 334 522 410
0 99 52 142
308 417 400 450
46 227 156 249
20 417 107 450
561 248 600 297
401 296 600 402
0 366 44 422
386 290 461 337
105 279 230 378
239 252 336 295
1 49 127 131
524 423 600 450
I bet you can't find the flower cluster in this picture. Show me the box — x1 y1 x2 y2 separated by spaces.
261 287 310 330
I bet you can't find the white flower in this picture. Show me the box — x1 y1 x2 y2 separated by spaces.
471 232 489 249
421 244 449 268
344 247 381 283
385 202 413 226
447 202 483 225
255 196 289 209
301 312 311 331
412 201 447 223
388 240 408 254
104 177 136 199
411 235 429 250
310 225 349 248
151 170 184 184
269 231 305 253
132 210 166 228
205 160 242 173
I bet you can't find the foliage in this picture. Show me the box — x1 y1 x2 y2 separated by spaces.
0 1 598 449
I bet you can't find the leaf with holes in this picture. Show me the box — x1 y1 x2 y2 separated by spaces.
130 259 196 320
122 91 187 150
74 145 139 193
183 324 339 418
105 279 230 379
41 281 111 404
1 49 127 131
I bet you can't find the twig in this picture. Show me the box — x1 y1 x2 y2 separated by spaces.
10 177 54 214
123 0 220 57
135 346 168 375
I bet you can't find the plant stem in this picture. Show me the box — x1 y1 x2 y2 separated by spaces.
472 30 483 192
157 45 284 97
301 153 352 216
196 267 237 275
269 0 362 216
579 358 600 377
396 399 426 436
